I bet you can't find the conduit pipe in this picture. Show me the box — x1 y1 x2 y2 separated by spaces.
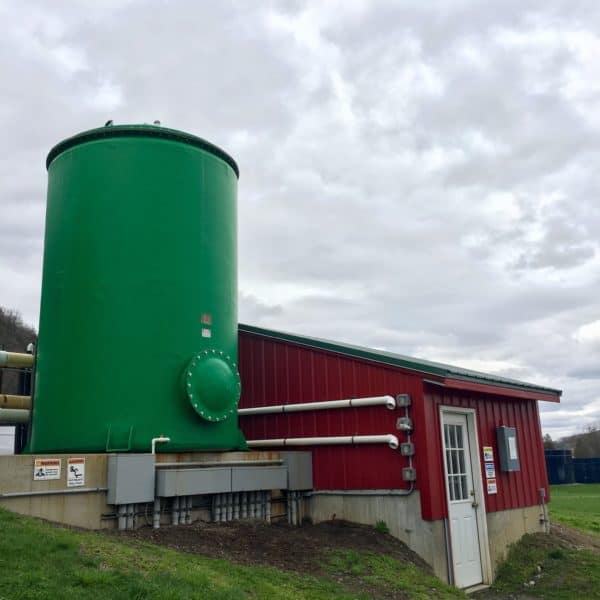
0 395 31 410
0 351 34 369
0 408 30 424
247 434 399 450
239 395 396 416
153 498 161 529
151 435 170 454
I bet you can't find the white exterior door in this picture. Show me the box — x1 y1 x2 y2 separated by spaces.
442 411 483 589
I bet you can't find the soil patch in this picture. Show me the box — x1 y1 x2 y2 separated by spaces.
549 522 600 553
121 518 430 578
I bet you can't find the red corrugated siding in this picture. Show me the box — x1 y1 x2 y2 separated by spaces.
421 385 549 520
238 332 420 490
238 330 550 521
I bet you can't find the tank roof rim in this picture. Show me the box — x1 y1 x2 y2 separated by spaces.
45 124 239 178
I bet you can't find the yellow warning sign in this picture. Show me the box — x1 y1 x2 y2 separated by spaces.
33 458 61 481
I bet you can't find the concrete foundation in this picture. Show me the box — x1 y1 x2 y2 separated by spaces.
0 451 282 529
486 504 545 573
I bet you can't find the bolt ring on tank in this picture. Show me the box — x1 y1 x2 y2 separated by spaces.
183 350 241 423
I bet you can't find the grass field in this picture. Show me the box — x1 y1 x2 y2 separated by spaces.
0 508 462 600
480 483 600 599
484 532 600 599
549 483 600 534
1 486 598 600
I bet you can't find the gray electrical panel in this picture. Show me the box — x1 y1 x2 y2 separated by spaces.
156 467 232 497
107 454 155 504
280 452 313 490
231 466 288 492
496 426 520 472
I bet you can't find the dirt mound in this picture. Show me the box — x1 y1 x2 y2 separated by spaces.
122 518 430 577
549 522 600 553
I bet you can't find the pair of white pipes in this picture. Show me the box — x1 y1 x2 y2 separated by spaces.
117 504 136 530
242 395 399 450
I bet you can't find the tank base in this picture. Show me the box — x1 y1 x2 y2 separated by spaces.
0 450 307 530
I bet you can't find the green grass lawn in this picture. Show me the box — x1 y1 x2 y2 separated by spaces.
480 483 600 599
550 483 600 534
0 508 462 600
486 533 600 599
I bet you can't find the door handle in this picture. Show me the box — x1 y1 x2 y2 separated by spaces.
470 490 478 508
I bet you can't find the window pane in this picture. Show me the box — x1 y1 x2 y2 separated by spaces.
454 476 461 500
458 449 465 474
460 475 468 499
444 425 450 448
455 425 463 449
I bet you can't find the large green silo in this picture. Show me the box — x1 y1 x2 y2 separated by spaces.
26 124 246 453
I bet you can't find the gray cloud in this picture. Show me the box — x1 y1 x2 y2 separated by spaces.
1 1 600 442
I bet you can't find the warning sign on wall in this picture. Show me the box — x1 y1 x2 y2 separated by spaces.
33 458 61 481
67 457 85 487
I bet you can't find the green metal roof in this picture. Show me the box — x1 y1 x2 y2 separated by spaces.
238 323 562 398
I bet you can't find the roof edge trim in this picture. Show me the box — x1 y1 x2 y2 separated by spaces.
239 323 562 398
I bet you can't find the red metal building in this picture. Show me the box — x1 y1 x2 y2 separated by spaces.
238 323 561 588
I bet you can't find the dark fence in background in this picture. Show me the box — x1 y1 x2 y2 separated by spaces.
574 458 600 483
545 449 600 484
545 449 575 484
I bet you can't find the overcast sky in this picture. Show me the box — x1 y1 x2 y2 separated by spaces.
1 0 600 447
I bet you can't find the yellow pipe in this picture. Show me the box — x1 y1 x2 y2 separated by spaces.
0 395 31 410
0 351 34 368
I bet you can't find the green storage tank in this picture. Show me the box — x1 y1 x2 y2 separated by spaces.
27 124 246 453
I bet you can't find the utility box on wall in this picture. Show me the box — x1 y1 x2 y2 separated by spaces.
497 426 520 472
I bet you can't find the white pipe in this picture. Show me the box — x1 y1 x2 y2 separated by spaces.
151 435 170 455
153 498 161 529
241 492 248 519
220 494 227 522
290 491 297 526
213 494 221 522
0 351 34 368
118 505 127 530
0 408 30 424
239 395 396 416
247 434 399 450
227 493 233 521
186 496 192 524
233 493 240 520
265 491 271 524
172 497 179 525
126 504 134 530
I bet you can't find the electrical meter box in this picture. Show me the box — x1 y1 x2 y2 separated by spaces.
496 426 520 472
